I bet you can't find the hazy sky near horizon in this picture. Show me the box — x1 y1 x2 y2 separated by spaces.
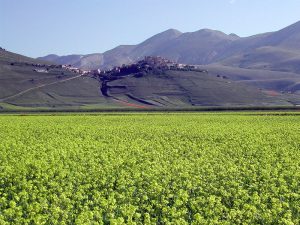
1 0 300 57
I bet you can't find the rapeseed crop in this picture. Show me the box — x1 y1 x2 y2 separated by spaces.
0 113 299 224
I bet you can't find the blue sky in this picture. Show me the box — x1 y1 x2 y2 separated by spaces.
1 0 300 57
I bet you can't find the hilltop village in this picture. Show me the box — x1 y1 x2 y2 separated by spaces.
62 56 204 78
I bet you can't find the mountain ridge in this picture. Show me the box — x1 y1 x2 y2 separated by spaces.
38 20 300 73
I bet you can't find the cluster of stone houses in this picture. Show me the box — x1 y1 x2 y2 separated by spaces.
60 65 86 74
85 56 201 77
141 56 197 70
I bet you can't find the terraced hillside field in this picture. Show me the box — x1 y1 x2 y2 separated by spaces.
0 113 300 224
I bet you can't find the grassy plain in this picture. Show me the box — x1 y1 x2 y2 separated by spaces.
0 113 299 224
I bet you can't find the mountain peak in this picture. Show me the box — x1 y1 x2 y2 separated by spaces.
46 54 59 57
149 28 182 40
195 29 239 38
138 28 182 46
229 33 240 38
195 28 223 33
181 28 239 42
162 28 182 35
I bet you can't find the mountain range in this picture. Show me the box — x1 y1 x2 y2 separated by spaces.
1 21 300 110
39 20 300 74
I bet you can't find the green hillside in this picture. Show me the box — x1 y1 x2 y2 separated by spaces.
202 64 300 105
0 50 116 110
0 49 296 111
107 70 290 107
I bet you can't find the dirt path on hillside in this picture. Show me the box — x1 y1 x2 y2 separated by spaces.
0 74 83 101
